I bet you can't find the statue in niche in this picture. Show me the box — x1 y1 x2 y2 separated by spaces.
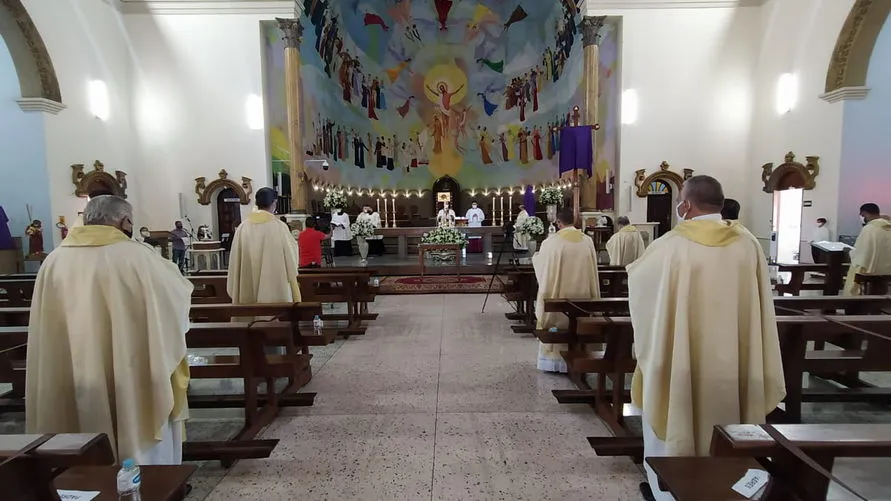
26 220 45 256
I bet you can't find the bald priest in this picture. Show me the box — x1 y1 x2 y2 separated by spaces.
627 176 786 500
605 216 646 266
27 195 193 464
227 187 301 305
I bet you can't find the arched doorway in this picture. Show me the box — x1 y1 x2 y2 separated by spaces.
762 152 820 263
646 180 673 237
215 188 242 241
431 175 460 214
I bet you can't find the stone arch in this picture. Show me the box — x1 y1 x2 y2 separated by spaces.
72 161 128 198
195 170 253 205
633 161 694 198
825 0 891 93
0 0 62 102
760 152 820 193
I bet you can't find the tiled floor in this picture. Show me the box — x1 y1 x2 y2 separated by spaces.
199 294 644 500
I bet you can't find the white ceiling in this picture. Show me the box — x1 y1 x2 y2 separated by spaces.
115 0 767 15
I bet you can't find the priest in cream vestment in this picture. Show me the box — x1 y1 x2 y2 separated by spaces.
843 203 891 295
513 205 531 250
533 208 600 372
228 187 300 305
27 196 192 464
627 176 785 501
605 216 646 266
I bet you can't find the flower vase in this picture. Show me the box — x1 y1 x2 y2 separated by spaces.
527 239 538 254
546 205 558 234
357 237 369 261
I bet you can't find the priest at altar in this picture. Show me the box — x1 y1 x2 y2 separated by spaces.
330 207 353 256
532 208 600 373
27 195 193 464
605 216 646 266
843 203 891 295
627 176 785 501
227 188 301 306
436 201 456 227
465 201 485 227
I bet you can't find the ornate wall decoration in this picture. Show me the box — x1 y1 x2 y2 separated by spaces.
195 170 253 205
761 152 820 193
825 0 891 93
0 0 62 102
71 161 128 198
633 161 694 198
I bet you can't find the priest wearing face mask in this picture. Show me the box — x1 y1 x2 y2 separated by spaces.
628 175 785 501
27 195 193 464
465 201 485 228
843 203 891 295
330 206 353 257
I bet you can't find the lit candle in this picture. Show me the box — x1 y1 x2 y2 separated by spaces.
508 194 512 220
500 196 504 226
391 198 397 227
492 196 496 225
377 198 381 213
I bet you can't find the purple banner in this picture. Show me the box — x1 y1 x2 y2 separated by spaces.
558 125 593 177
0 206 14 250
523 185 536 216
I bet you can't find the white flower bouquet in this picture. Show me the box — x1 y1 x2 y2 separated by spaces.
539 187 564 206
323 191 347 209
421 226 468 248
515 216 546 237
350 219 377 239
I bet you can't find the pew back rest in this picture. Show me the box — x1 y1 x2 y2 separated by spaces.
710 424 891 458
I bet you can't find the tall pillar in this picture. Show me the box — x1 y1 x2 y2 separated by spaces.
580 16 606 212
277 18 308 213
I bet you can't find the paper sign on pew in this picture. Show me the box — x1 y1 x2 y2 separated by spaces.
57 491 100 501
731 469 769 499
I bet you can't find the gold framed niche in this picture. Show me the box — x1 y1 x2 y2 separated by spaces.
71 161 127 198
633 161 694 198
195 170 254 205
761 152 820 193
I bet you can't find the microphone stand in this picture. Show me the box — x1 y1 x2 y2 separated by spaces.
182 215 197 273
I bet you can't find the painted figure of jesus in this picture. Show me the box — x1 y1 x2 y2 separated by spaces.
427 82 464 112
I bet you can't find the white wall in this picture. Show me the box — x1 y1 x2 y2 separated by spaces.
585 4 760 225
22 0 137 245
0 36 49 253
124 13 274 232
749 0 854 248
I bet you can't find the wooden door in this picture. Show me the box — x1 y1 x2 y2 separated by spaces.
646 181 673 237
216 188 242 239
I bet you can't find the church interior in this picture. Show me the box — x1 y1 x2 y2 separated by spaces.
2 0 891 499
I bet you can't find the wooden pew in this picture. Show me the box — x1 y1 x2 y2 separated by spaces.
855 272 891 295
648 423 891 501
0 433 196 501
775 263 849 296
538 297 891 460
0 279 35 307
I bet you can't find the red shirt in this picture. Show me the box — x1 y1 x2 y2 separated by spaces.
298 228 327 266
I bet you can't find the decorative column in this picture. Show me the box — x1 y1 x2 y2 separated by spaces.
579 16 606 213
277 18 308 214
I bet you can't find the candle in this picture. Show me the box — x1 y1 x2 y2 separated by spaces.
377 198 381 213
391 198 397 227
508 194 512 220
492 196 496 225
500 196 504 226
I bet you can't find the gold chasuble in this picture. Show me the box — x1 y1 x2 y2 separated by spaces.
532 227 600 372
605 225 646 266
227 210 301 304
26 225 192 463
843 217 891 295
628 220 785 459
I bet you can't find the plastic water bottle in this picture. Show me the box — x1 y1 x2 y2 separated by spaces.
313 315 324 336
116 458 142 501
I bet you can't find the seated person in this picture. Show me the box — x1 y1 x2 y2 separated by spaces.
298 217 329 268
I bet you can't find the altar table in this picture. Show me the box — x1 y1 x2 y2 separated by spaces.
378 226 501 259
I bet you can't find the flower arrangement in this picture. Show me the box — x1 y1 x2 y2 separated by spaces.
515 216 546 237
323 191 347 209
350 219 377 239
538 187 564 206
421 226 468 248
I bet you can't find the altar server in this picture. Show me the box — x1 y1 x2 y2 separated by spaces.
627 175 785 501
227 187 301 304
844 203 891 295
27 195 193 464
465 201 485 227
532 208 600 372
330 207 353 256
605 216 646 266
513 204 530 250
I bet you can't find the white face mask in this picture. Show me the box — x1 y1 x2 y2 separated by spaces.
140 230 150 237
860 215 866 225
676 201 688 221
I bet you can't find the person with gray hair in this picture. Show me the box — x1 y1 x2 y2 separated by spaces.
605 214 645 266
26 194 194 465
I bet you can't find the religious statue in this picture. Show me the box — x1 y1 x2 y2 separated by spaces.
436 201 456 228
196 225 213 241
25 220 45 256
56 216 69 240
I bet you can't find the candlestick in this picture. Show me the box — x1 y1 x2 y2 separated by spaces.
508 194 512 222
391 198 397 227
377 198 381 214
500 196 504 226
492 196 496 226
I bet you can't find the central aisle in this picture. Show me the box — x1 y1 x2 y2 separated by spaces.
205 294 644 500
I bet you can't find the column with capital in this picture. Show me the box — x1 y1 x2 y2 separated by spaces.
277 18 308 214
579 16 606 212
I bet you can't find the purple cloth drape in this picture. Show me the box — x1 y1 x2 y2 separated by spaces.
523 185 536 216
0 206 14 250
558 125 593 177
